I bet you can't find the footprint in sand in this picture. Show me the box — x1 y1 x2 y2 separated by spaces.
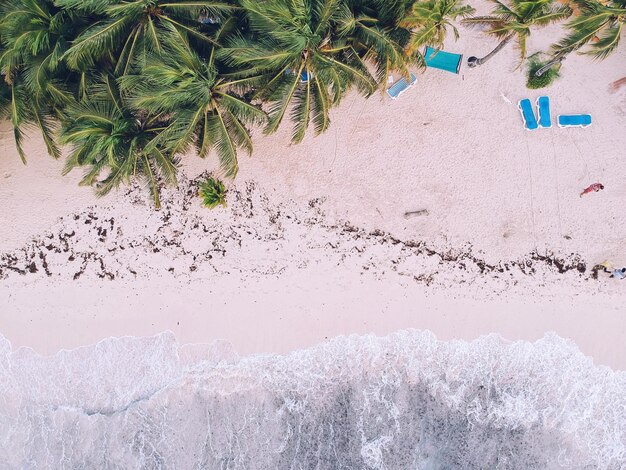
501 221 518 240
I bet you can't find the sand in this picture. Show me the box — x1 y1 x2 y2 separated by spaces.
1 15 625 370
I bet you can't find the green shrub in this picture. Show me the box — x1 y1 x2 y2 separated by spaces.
526 54 561 89
198 177 227 209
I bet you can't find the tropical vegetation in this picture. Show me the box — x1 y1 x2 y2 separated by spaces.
217 0 409 143
462 0 572 67
60 75 177 208
198 175 228 208
0 0 623 206
400 0 475 56
552 0 626 59
532 0 626 80
119 36 266 178
526 52 561 88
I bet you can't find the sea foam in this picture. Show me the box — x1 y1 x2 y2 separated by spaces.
0 330 624 469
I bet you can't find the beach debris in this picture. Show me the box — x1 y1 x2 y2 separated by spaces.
500 92 512 104
597 261 626 279
591 261 612 279
590 261 626 280
0 179 593 286
609 77 626 93
404 209 429 219
580 183 604 197
599 260 614 272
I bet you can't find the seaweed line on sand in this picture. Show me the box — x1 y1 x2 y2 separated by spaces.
0 175 592 293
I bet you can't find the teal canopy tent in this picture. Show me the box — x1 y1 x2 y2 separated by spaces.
424 47 463 74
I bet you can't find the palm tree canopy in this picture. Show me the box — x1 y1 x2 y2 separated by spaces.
400 0 475 55
1 0 72 77
0 0 413 200
58 0 235 75
119 37 266 178
218 0 406 143
0 0 79 161
463 0 572 61
60 75 178 208
552 0 626 59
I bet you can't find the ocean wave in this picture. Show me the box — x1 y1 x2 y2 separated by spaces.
0 330 624 469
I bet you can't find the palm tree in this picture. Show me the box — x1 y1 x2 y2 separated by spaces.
462 0 572 67
218 0 406 144
0 0 79 162
58 0 235 76
60 75 178 208
532 0 625 78
400 0 475 57
552 0 626 59
119 37 266 178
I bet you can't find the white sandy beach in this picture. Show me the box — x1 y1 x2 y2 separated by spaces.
1 15 626 374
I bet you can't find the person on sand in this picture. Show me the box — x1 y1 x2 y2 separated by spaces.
600 260 614 272
580 183 604 197
609 267 626 280
591 260 613 279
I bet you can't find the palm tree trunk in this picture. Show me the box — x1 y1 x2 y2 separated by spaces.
535 55 565 77
467 35 513 68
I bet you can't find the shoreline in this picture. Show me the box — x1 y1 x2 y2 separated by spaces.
2 280 624 369
1 177 624 370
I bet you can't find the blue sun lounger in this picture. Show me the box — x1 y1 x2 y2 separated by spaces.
518 99 539 130
537 96 552 128
424 47 463 74
387 73 417 99
558 114 592 128
284 68 313 83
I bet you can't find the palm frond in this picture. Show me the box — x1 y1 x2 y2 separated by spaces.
290 77 312 143
63 17 133 69
461 16 506 28
207 108 239 177
311 75 331 135
215 92 267 126
264 65 304 136
585 22 622 59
